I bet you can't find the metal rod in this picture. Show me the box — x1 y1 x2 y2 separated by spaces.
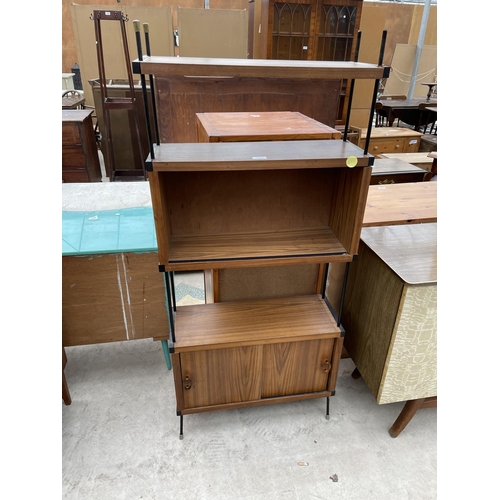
164 272 176 343
133 20 155 161
337 262 350 327
407 0 432 99
169 272 177 312
326 397 330 420
179 415 184 440
143 23 160 146
364 30 387 155
321 263 330 299
343 30 362 142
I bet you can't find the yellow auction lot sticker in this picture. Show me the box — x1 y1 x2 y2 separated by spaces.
346 156 358 168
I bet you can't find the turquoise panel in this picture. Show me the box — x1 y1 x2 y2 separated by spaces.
62 207 157 256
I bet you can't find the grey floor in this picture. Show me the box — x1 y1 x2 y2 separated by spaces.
62 338 436 500
62 173 437 499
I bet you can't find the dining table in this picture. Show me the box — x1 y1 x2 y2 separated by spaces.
378 98 437 128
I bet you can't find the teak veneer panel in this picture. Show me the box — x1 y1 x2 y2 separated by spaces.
168 228 346 269
173 295 340 352
261 339 335 397
181 346 263 408
136 56 387 80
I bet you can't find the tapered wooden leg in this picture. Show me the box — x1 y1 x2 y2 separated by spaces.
389 398 425 438
62 347 71 405
351 367 361 379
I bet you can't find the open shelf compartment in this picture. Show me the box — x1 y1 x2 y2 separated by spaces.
148 140 373 270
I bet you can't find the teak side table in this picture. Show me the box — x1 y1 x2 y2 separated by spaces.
196 111 342 142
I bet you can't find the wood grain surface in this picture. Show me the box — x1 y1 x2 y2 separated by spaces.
363 182 437 227
138 56 387 80
196 111 341 142
174 295 340 352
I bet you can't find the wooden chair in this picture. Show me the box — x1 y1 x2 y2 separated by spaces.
417 103 437 134
375 102 388 127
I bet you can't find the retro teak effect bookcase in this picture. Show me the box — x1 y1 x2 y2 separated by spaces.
134 56 388 439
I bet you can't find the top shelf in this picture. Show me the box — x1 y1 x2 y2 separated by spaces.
147 139 374 172
133 56 390 80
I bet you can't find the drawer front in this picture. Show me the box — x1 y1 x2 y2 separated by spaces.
62 123 82 146
62 147 86 170
368 138 405 156
62 170 90 183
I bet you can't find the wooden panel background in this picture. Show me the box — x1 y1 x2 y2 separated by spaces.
155 76 341 143
62 252 169 346
162 169 335 236
217 264 321 302
63 1 250 73
178 7 248 57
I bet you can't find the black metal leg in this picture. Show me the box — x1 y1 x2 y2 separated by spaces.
326 397 330 420
169 271 177 312
179 414 184 440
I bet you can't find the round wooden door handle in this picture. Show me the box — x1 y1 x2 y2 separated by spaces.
395 144 400 149
322 360 332 373
183 376 192 390
373 146 379 150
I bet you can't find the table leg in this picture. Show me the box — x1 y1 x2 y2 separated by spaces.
62 347 72 405
161 339 172 370
388 396 437 437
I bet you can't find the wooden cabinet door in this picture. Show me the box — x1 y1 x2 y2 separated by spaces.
261 339 334 397
180 346 263 409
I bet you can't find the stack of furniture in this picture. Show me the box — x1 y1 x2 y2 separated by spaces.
133 55 389 438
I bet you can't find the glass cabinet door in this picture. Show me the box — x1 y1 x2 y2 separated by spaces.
315 1 358 61
270 0 314 60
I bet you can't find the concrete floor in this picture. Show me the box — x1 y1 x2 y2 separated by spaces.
62 180 437 499
62 337 436 499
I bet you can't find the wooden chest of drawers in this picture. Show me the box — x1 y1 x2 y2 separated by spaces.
62 110 101 183
352 127 423 157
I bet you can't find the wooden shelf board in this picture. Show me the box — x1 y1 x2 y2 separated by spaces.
149 139 372 172
167 227 348 270
136 56 387 80
174 295 341 352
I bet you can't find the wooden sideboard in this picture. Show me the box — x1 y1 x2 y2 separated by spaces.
342 223 437 436
62 109 101 183
352 126 423 157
